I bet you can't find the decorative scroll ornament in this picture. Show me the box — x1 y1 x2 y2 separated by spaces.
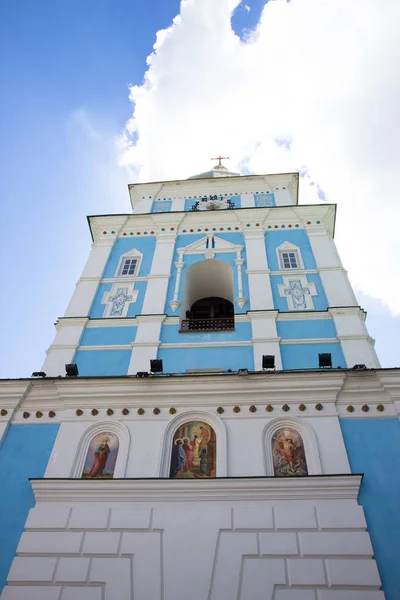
191 195 235 211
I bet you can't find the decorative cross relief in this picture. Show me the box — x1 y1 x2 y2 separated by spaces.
102 284 138 317
278 276 317 310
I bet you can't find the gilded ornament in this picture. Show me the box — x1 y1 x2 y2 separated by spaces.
233 406 241 413
347 405 355 413
48 411 56 418
266 405 273 412
122 408 129 415
76 409 83 416
217 406 224 414
169 407 177 415
377 404 385 412
137 408 145 415
299 404 306 411
315 403 323 411
35 411 43 418
249 405 257 413
0 409 8 416
91 409 98 416
106 408 114 416
282 404 290 412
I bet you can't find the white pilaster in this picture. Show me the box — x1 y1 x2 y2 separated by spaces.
307 229 358 307
240 193 255 208
244 231 274 310
171 198 185 211
249 311 282 370
128 315 166 374
329 308 380 368
41 318 89 376
64 238 115 317
142 233 176 315
273 189 293 206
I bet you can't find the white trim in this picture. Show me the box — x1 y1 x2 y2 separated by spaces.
70 420 130 479
276 241 304 270
277 312 332 321
159 341 252 348
263 417 323 476
31 475 362 503
159 411 227 477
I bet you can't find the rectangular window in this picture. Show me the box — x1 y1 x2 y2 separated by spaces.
120 258 138 276
281 251 298 269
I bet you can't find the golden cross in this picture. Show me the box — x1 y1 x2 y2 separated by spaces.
211 155 230 167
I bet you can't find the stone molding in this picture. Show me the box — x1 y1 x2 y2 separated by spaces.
30 474 362 503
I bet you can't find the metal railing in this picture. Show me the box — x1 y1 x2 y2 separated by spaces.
180 318 235 332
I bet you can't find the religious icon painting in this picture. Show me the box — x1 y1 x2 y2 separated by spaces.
82 432 119 479
272 427 308 477
170 421 216 479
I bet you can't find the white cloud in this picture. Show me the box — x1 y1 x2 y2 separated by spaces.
120 0 400 315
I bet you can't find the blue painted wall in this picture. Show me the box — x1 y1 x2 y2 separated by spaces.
280 342 346 369
79 326 137 346
151 200 171 213
102 237 156 278
160 322 252 343
73 349 131 376
165 232 249 317
255 193 275 207
277 318 337 339
158 345 254 373
266 230 317 271
341 419 400 600
270 273 328 312
0 424 59 594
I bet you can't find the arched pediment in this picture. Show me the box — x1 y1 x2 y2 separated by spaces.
177 236 242 255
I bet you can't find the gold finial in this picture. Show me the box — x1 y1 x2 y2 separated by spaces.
211 154 230 170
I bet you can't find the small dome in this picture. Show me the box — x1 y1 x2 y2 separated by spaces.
188 156 239 179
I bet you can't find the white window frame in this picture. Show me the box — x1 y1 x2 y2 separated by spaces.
276 241 304 271
115 248 143 278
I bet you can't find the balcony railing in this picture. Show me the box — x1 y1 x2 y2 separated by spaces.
180 318 235 332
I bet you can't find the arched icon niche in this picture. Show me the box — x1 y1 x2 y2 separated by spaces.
271 427 308 477
170 421 216 478
81 431 119 479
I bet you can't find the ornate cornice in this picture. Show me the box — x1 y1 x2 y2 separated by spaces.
31 474 362 503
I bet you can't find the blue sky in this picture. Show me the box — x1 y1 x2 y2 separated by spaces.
0 0 399 377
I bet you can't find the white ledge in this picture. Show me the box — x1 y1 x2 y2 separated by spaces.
31 475 362 503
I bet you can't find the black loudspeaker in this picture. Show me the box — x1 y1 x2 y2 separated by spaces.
136 372 150 378
65 363 79 377
262 355 275 369
150 359 163 373
318 353 332 368
352 364 367 371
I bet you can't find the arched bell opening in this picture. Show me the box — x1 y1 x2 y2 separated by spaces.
180 260 235 332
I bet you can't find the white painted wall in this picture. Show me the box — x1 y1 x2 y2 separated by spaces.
244 231 274 310
3 479 382 600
